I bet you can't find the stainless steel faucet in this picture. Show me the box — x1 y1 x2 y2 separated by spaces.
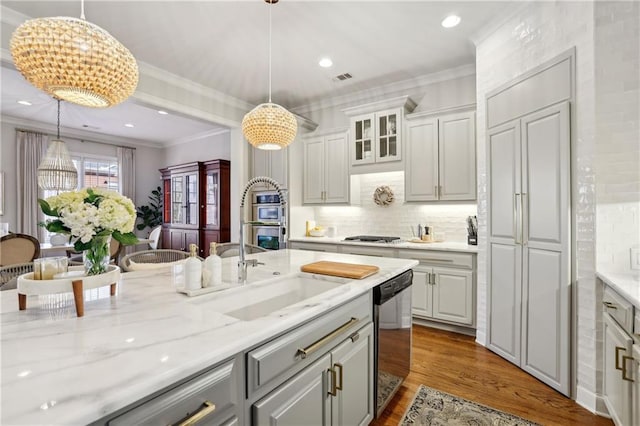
238 176 286 283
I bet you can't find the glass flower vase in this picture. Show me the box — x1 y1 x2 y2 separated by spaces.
83 235 111 275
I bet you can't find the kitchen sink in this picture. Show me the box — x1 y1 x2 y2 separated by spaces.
212 273 349 321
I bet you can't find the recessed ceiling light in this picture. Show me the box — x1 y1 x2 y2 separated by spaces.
124 123 134 128
158 110 168 115
441 15 461 28
319 57 333 68
17 100 32 106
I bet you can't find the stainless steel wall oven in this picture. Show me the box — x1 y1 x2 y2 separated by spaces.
251 190 287 250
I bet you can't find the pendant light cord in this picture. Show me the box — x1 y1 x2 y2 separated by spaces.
56 99 61 139
268 1 272 103
80 0 86 20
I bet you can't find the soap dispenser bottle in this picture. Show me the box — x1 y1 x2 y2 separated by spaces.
184 244 202 290
203 242 222 287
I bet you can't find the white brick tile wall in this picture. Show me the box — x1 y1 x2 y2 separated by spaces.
595 1 640 273
475 1 597 408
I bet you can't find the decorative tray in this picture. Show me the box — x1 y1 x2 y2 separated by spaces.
17 265 120 317
17 265 120 295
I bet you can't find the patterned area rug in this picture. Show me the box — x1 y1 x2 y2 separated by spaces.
401 385 540 426
378 370 403 409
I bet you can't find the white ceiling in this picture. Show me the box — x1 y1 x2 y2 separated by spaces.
1 1 510 147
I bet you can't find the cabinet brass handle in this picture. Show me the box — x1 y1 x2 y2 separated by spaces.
603 301 618 310
328 368 338 396
615 346 626 370
431 273 437 285
176 401 216 426
439 185 443 198
434 186 438 197
421 258 454 263
296 317 359 359
334 363 344 391
622 355 635 382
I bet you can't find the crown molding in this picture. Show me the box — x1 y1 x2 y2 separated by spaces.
301 126 349 139
342 95 417 117
137 62 254 113
292 112 318 132
0 5 30 27
292 63 475 116
406 103 477 120
164 128 230 148
1 115 164 149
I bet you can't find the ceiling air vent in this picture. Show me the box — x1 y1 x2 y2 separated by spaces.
332 73 353 82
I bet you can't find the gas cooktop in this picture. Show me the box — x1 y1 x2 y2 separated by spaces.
344 235 401 243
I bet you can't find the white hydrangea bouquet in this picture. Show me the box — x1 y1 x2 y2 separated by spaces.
39 188 138 275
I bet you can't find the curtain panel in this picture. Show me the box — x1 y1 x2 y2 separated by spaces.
16 130 48 240
117 146 136 202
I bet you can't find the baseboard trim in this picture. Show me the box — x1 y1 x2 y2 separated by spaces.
412 317 476 337
576 385 610 417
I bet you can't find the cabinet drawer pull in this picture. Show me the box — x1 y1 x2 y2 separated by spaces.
622 355 635 382
176 401 216 426
334 363 344 391
349 331 360 342
296 317 359 359
421 258 454 263
615 346 626 370
431 273 436 285
328 368 338 396
603 301 618 310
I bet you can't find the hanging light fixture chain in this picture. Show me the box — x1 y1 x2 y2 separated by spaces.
268 1 272 103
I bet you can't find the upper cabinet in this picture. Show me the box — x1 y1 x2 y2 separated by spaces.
251 147 288 190
405 109 476 202
343 96 416 170
303 131 349 204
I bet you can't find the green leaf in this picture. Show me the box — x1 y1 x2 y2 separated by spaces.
113 231 139 246
74 240 91 252
43 220 69 234
38 199 59 217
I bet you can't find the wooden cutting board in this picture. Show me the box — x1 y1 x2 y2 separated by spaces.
300 261 379 279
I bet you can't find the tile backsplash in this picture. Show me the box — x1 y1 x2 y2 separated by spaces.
311 171 477 243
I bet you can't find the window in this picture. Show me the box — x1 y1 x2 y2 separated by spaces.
42 155 120 243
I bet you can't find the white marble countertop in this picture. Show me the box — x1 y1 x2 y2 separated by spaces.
596 270 640 308
0 249 417 425
289 236 478 254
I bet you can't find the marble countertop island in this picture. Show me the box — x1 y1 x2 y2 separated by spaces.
1 249 417 425
597 269 640 308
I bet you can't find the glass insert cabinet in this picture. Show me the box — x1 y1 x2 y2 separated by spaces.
160 160 230 256
345 97 416 168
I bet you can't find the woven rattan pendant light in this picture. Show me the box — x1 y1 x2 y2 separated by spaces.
38 99 78 191
10 0 138 108
242 0 297 150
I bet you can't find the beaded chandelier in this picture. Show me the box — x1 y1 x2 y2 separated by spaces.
242 0 297 150
38 100 78 191
10 1 138 108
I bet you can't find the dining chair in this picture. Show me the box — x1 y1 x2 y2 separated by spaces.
215 243 267 259
0 233 40 266
0 262 34 291
148 225 162 250
120 249 203 272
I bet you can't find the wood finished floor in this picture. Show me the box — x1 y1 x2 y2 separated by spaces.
372 325 613 426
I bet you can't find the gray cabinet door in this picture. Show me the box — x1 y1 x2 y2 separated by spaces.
252 353 331 426
303 137 325 204
405 117 438 201
324 133 349 204
438 111 476 201
411 268 432 318
432 267 473 325
603 314 633 426
330 323 374 426
487 102 570 396
519 103 570 394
